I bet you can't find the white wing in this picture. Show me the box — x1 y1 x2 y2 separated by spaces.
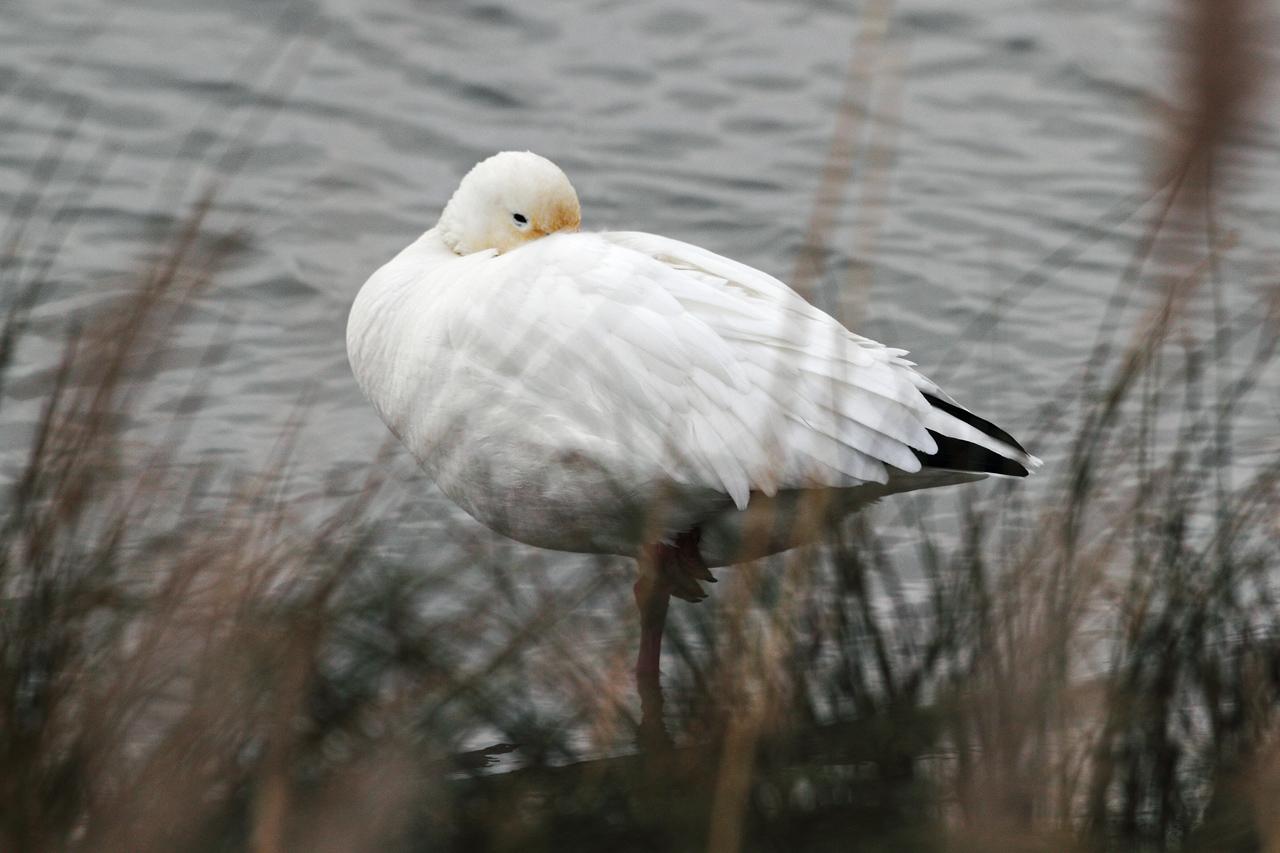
445 230 1032 510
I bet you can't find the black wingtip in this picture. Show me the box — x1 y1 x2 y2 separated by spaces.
914 430 1029 477
921 393 1028 456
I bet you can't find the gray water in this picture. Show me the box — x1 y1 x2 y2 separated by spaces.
2 0 1278 571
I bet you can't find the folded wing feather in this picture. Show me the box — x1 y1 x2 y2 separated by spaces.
447 230 1033 511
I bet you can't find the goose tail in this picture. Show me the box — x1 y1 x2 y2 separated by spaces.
912 393 1041 478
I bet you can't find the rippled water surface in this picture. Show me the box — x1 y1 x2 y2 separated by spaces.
2 0 1277 566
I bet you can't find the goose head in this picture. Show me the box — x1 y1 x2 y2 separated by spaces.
437 151 582 255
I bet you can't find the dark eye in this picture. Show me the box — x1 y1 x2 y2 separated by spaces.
512 213 528 225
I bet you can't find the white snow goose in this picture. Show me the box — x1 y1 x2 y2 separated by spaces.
346 151 1040 679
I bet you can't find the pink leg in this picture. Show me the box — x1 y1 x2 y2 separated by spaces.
634 568 673 748
634 535 710 749
634 530 713 677
633 572 670 678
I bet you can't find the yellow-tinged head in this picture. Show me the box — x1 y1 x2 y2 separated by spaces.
437 151 582 255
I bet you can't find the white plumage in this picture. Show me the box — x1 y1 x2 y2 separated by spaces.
347 151 1039 569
